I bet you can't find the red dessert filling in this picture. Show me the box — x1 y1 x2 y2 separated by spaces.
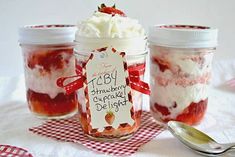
27 89 77 117
27 47 73 73
152 99 208 125
152 56 170 72
176 99 207 125
26 46 77 117
153 103 171 116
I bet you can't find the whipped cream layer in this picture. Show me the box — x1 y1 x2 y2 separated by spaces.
25 54 76 99
150 46 213 77
150 82 209 119
150 46 214 118
75 12 147 57
77 12 145 38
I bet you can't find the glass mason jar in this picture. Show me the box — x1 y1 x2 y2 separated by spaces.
74 37 147 140
148 25 218 125
19 25 78 119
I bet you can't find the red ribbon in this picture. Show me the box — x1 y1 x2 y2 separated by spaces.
57 64 150 95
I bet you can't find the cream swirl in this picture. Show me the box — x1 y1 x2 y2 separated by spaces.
77 12 145 38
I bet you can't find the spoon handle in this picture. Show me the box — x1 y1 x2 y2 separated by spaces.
223 143 235 149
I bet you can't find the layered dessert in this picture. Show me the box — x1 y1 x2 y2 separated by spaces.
22 42 77 118
76 55 145 138
75 4 147 139
150 46 213 125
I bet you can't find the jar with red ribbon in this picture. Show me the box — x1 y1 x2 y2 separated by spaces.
19 25 78 119
57 36 150 140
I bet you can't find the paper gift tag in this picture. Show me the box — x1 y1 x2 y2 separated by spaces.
83 47 134 133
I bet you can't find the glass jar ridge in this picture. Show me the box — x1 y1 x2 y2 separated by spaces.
149 25 218 125
75 36 148 140
19 25 78 119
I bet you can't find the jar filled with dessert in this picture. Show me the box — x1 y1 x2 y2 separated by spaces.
19 25 78 119
74 4 149 140
149 25 218 125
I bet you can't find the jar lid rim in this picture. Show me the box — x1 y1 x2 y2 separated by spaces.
18 24 77 44
148 24 218 48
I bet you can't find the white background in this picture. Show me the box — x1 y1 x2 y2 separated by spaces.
0 0 235 77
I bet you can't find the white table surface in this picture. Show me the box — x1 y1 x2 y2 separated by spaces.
0 60 235 157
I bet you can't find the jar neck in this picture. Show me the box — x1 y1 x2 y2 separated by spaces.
20 43 75 48
149 45 216 53
75 36 147 55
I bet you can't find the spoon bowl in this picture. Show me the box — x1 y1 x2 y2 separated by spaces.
167 121 235 156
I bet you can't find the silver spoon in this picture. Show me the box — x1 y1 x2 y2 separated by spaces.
167 121 235 156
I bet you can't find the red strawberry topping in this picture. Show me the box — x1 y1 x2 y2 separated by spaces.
98 4 126 17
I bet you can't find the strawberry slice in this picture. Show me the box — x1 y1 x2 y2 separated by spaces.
98 4 126 16
105 111 115 125
152 57 170 72
154 103 171 116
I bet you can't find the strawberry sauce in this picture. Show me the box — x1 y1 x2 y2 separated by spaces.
27 47 73 73
27 89 77 117
151 99 208 125
152 57 170 72
24 46 78 118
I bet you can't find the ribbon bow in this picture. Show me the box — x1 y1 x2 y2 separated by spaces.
57 64 150 95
